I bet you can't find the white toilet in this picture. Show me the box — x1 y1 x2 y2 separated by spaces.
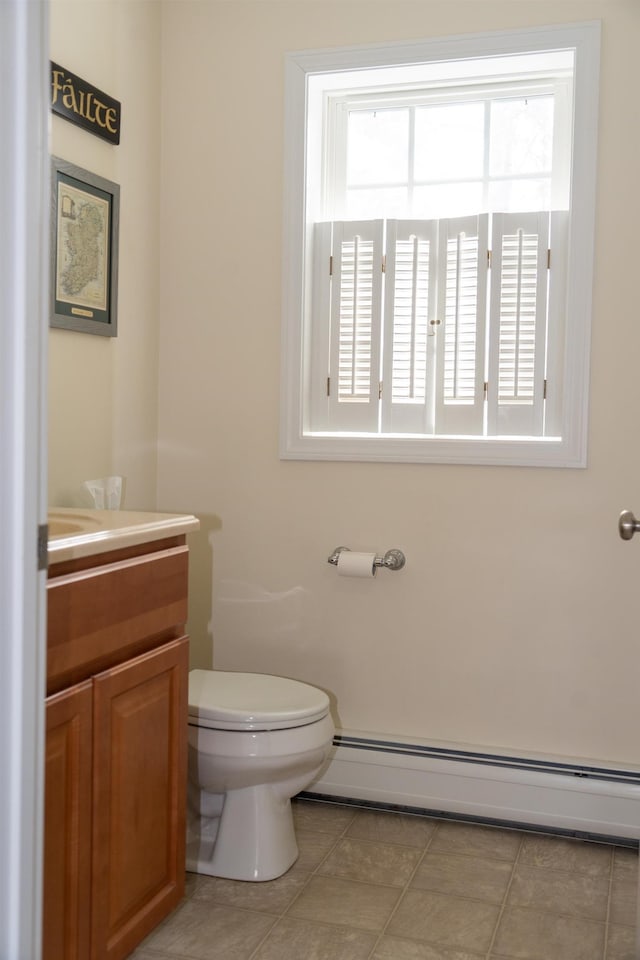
186 669 334 882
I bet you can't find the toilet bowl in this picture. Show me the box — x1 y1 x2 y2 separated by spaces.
186 669 334 881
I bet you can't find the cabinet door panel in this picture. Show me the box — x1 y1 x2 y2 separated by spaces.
91 636 188 960
44 681 93 960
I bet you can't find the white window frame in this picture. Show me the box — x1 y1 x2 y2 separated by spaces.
281 22 601 467
324 77 571 223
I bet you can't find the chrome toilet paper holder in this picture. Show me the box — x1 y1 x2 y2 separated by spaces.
327 546 406 571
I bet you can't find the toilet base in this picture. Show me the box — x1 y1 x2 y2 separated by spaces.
186 783 299 882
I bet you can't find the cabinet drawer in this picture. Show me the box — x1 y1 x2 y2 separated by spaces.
47 545 189 694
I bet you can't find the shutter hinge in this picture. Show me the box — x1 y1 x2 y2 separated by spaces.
381 255 386 274
484 381 488 400
487 249 492 269
379 381 383 399
38 524 48 572
543 378 547 400
327 376 331 397
547 249 551 269
329 255 333 276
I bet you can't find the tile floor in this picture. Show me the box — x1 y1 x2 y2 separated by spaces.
132 798 638 960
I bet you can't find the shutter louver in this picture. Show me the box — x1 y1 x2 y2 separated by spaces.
328 220 383 431
390 235 430 402
487 212 549 436
338 234 375 401
444 235 480 401
497 229 539 402
382 220 437 433
435 215 488 435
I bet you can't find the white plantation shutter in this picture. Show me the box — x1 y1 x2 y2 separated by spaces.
543 210 569 438
435 215 489 435
328 220 383 431
382 220 438 433
309 221 333 432
309 212 562 441
487 212 549 436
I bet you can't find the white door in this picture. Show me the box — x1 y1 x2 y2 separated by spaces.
0 1 49 956
617 511 640 960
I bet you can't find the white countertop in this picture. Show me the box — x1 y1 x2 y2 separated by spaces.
48 508 200 564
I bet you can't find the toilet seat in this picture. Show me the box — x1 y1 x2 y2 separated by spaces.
188 670 330 731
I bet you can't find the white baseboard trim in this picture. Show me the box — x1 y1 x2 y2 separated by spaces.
305 732 640 844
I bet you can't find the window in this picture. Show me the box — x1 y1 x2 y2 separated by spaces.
281 23 600 466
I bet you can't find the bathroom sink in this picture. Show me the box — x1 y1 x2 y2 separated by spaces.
48 511 102 539
47 507 200 562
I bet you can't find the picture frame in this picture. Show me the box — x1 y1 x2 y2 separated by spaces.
50 156 120 336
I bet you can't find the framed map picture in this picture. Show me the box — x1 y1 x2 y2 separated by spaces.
50 157 119 336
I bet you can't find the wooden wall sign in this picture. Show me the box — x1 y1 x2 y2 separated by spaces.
50 62 121 145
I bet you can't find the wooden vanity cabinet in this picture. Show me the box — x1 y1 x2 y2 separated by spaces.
44 537 190 960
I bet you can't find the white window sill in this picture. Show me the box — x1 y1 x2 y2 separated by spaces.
280 431 585 468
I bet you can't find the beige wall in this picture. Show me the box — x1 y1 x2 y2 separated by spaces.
156 0 640 767
49 0 161 510
48 0 640 768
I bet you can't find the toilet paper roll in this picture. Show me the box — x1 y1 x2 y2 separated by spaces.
337 551 377 578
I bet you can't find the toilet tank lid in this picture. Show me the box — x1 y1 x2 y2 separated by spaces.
187 670 330 730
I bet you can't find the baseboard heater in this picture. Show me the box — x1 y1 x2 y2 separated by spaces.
302 732 640 846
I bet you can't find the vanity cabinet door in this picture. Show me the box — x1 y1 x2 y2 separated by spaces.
90 636 188 960
43 680 93 960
